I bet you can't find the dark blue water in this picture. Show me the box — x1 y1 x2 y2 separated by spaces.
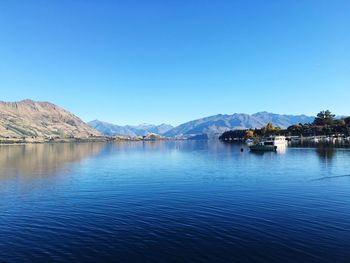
1 141 350 262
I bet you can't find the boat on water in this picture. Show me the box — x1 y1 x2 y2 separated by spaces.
249 141 277 152
249 136 286 152
264 135 287 145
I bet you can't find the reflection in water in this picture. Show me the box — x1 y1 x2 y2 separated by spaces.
1 141 350 262
220 141 289 155
316 146 336 162
0 143 106 178
100 140 249 156
276 144 287 154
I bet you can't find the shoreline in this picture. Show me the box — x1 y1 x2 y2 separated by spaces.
0 136 181 145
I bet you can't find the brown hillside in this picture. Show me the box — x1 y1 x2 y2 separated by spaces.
0 99 100 138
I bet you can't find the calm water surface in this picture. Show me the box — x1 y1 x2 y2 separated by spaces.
1 141 350 262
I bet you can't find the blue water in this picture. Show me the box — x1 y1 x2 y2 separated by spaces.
1 141 350 262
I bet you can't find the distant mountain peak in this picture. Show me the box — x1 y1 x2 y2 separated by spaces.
88 120 173 137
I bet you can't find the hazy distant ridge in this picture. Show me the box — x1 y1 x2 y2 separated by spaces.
88 120 173 137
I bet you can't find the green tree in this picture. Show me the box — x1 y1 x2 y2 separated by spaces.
313 110 335 126
344 117 350 125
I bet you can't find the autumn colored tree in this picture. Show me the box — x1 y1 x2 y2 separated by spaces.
337 119 346 126
261 122 281 135
265 122 273 131
245 130 254 139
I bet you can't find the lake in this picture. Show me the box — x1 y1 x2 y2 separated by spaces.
1 141 350 262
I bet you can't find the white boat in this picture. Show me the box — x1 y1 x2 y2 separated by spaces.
264 136 287 146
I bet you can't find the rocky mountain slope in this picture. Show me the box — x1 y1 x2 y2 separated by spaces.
0 100 100 138
88 120 173 136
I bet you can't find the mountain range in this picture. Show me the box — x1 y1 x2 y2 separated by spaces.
88 120 173 137
164 112 314 137
0 99 317 140
91 112 315 138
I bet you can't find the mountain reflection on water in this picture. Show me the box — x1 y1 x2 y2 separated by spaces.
0 141 342 179
0 143 106 179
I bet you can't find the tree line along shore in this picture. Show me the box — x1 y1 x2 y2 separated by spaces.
219 110 350 147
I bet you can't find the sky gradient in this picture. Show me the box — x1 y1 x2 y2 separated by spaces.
0 0 349 125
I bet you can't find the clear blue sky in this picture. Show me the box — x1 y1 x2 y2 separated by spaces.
0 0 349 125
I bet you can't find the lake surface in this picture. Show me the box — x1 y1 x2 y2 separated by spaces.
1 141 350 262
